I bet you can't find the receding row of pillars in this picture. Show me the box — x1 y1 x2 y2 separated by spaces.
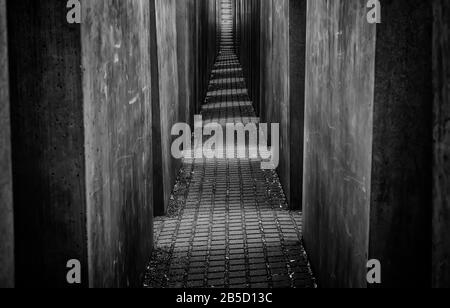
0 0 219 288
234 0 450 288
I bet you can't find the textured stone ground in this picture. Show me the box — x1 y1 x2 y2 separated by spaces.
143 0 315 289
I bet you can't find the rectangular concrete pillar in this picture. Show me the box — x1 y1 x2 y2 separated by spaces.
7 0 154 288
237 0 306 210
304 0 435 288
432 0 450 289
150 0 164 217
238 0 262 117
198 0 218 106
0 0 14 288
207 0 218 73
369 0 433 288
180 0 217 124
258 0 271 122
7 0 88 288
288 0 307 209
153 0 181 216
82 0 154 288
268 0 290 210
195 0 203 113
152 0 218 216
176 0 197 126
303 0 376 288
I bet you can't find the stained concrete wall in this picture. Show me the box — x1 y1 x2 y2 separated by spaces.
7 0 88 288
303 0 435 288
197 0 219 108
196 0 209 111
4 0 220 287
432 0 450 289
303 0 376 288
264 0 290 210
153 0 218 216
235 0 306 210
82 1 154 288
206 0 218 77
150 0 164 217
369 0 433 288
176 0 217 125
177 0 197 125
7 0 154 288
288 0 307 209
0 0 14 288
237 0 262 115
153 0 181 216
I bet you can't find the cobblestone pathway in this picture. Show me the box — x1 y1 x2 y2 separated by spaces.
143 0 315 289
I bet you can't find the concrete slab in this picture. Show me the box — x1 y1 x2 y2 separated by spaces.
0 0 14 289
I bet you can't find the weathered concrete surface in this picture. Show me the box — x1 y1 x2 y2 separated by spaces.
197 0 219 109
236 0 306 210
176 0 196 125
303 0 376 288
237 0 258 104
5 0 219 287
259 0 272 122
7 0 88 287
82 0 154 287
0 0 14 288
196 0 208 111
369 0 433 288
207 0 218 75
269 0 290 211
432 0 450 289
240 0 263 122
152 0 218 216
289 0 307 209
150 0 164 217
153 0 180 216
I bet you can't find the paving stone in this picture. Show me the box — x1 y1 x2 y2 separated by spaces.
209 266 226 273
229 259 246 266
208 279 225 288
208 272 225 280
250 276 269 284
249 263 267 270
188 274 205 281
229 271 246 279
